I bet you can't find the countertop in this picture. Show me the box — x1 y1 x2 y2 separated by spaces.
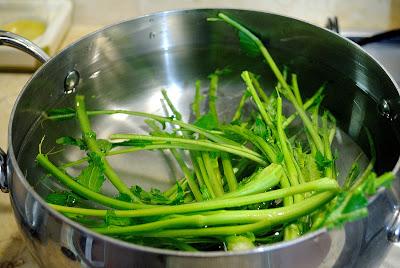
1 1 400 266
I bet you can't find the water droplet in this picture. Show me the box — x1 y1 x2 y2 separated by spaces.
149 32 156 39
378 99 392 119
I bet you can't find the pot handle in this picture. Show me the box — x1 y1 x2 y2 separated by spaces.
0 30 50 63
0 31 50 192
0 148 7 193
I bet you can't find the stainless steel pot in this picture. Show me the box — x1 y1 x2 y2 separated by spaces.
1 9 400 268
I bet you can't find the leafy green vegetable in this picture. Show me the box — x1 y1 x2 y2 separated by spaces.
313 172 394 229
36 12 394 253
239 31 261 57
77 160 105 193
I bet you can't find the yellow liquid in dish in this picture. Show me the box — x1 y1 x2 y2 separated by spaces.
1 19 46 40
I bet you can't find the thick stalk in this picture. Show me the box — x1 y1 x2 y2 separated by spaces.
51 178 338 218
110 134 266 165
75 96 137 201
221 153 238 191
202 152 224 197
195 154 216 198
92 192 335 235
276 97 302 202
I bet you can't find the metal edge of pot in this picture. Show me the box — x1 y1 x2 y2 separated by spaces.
6 8 400 258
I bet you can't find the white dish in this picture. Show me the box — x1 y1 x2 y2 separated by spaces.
0 0 72 70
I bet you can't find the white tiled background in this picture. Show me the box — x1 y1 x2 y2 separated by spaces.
0 0 399 267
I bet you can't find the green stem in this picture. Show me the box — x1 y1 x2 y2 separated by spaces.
195 154 216 198
221 153 238 191
75 96 138 202
91 192 335 235
322 112 334 179
36 154 149 210
45 109 240 147
276 97 301 198
241 71 275 133
282 85 324 129
202 152 224 197
192 80 202 119
170 149 203 201
161 89 182 120
218 13 324 154
60 143 222 169
232 89 250 122
249 72 269 104
208 73 219 123
291 74 303 106
219 163 283 199
110 134 266 165
51 178 337 218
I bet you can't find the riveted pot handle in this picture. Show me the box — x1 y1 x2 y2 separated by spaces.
0 148 8 193
0 31 50 192
0 30 50 63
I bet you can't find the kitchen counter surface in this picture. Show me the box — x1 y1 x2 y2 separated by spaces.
1 3 400 266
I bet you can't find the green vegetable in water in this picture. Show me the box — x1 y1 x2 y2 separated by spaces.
37 13 394 251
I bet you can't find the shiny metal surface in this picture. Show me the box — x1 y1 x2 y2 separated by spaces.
0 30 50 63
0 147 7 192
387 208 400 242
3 9 400 267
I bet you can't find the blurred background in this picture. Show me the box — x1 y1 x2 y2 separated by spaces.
0 1 399 267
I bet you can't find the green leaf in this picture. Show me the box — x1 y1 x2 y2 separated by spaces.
76 157 105 192
46 191 82 206
193 112 218 130
56 136 87 150
252 117 268 139
115 193 132 202
130 184 184 205
239 31 260 57
320 171 394 229
315 151 332 172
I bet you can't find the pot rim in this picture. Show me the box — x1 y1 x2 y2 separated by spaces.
6 8 400 257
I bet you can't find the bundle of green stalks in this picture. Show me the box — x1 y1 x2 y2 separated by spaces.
36 13 393 252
